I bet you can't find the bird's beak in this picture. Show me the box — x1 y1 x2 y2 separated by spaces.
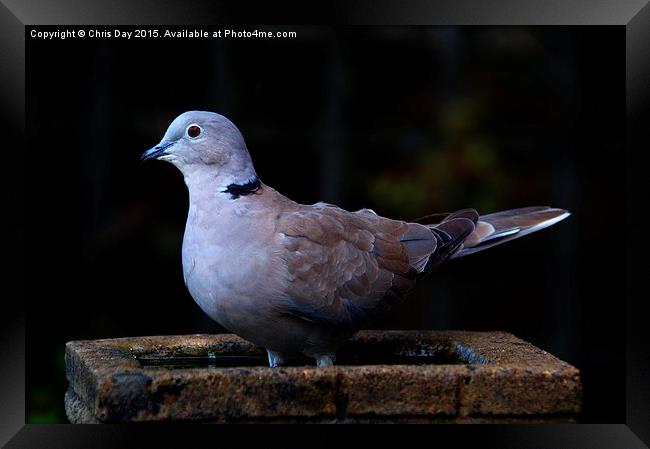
141 140 176 161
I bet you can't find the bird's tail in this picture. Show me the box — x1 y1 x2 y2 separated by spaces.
412 206 570 260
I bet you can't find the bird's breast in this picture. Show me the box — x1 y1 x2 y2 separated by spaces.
180 205 288 334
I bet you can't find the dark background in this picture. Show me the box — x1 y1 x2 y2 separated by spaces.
26 26 624 423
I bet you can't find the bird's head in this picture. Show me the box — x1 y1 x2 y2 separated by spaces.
142 111 257 186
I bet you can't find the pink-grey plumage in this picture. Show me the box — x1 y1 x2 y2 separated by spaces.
142 111 570 367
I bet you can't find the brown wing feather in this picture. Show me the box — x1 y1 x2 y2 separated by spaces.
411 209 478 269
276 204 432 331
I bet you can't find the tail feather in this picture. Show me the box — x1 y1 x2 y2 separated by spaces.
407 205 569 273
450 206 570 258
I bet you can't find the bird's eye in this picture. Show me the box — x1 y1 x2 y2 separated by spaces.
186 124 202 138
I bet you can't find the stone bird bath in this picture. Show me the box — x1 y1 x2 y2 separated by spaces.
65 330 581 423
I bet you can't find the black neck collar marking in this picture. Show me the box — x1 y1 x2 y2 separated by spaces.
222 177 261 199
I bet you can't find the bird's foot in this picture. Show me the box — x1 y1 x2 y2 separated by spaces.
315 355 336 367
266 349 288 367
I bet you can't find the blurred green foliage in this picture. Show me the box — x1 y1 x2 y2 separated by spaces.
27 347 67 423
369 96 509 218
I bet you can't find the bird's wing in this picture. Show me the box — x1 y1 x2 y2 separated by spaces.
275 203 473 331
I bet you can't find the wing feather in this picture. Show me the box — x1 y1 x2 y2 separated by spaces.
276 204 427 330
275 203 479 331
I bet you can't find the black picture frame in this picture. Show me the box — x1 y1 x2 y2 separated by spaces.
2 1 648 447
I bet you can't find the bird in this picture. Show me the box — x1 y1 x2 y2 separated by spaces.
141 110 570 368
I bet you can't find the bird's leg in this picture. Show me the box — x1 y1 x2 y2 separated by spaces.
266 349 287 367
315 355 336 367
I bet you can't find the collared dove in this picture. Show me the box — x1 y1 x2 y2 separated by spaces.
142 111 570 367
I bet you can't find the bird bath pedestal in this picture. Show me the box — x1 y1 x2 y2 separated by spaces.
64 331 581 423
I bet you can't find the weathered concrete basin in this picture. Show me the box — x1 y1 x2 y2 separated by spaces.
64 331 582 423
